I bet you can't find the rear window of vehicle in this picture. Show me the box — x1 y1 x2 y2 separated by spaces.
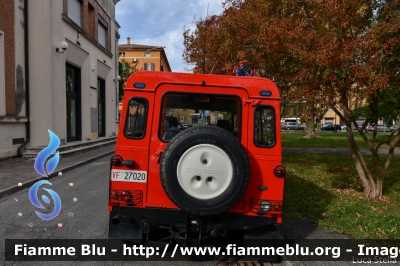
124 97 148 139
254 106 276 147
159 93 241 142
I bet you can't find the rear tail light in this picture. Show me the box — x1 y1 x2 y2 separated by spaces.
109 190 142 206
274 165 286 178
260 200 271 211
251 199 283 215
120 190 132 201
111 155 123 166
110 190 118 200
273 203 282 211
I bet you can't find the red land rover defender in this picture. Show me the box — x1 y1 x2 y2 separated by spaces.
108 71 285 254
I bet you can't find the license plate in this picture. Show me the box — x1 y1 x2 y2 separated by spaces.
110 170 147 183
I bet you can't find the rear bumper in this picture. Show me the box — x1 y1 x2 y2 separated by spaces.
109 207 278 243
109 206 277 231
109 207 280 261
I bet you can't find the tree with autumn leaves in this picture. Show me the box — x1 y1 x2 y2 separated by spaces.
118 59 137 101
183 1 299 116
183 0 400 199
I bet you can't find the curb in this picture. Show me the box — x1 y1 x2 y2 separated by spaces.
0 151 114 199
279 235 305 266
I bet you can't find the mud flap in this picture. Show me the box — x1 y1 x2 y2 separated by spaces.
108 214 144 243
243 225 280 261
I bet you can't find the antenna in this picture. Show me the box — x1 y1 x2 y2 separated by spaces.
207 3 209 17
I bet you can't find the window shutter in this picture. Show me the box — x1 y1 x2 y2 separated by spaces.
68 0 82 27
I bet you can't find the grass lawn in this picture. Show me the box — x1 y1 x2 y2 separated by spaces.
282 153 400 239
281 130 397 149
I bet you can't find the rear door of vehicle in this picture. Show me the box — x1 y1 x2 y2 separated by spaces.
111 91 154 207
146 83 249 210
245 96 284 217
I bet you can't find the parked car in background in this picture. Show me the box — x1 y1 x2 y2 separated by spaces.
286 122 305 130
280 122 288 130
321 124 342 131
180 124 192 129
367 124 396 132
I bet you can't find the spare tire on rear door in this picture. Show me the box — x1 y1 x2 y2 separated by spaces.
160 126 250 216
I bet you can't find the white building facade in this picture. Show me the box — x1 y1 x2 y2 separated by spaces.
0 0 120 159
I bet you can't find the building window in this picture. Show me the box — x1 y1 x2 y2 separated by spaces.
325 118 333 125
144 63 155 71
144 51 150 57
68 0 82 27
98 15 108 48
119 52 125 57
0 31 5 116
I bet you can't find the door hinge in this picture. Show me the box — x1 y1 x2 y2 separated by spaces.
156 152 163 164
243 98 260 107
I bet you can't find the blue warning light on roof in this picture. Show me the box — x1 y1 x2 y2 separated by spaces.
260 90 272 96
134 82 146 89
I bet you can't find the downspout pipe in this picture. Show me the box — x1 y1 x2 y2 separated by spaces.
17 0 30 157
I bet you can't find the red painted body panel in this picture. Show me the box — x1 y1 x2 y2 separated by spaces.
109 71 284 222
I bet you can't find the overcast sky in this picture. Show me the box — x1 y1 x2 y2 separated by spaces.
116 0 225 72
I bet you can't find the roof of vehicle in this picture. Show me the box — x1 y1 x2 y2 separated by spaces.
125 71 280 99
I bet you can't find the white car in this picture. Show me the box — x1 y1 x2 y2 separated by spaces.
367 124 396 132
286 122 305 130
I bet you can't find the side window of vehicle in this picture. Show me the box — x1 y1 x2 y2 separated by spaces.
254 106 276 147
124 98 148 139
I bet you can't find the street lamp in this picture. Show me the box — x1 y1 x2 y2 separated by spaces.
140 46 166 70
56 41 68 53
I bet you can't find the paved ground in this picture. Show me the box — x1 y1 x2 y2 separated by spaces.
2 145 397 265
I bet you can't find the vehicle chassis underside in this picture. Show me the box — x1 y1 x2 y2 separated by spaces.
109 207 279 249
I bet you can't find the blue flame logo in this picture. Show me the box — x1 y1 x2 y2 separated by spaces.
29 180 62 220
30 130 62 220
34 130 60 177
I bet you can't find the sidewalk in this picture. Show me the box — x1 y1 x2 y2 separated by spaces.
0 145 115 198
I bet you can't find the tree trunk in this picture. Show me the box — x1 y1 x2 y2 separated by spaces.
305 122 319 138
332 102 400 200
345 127 377 198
